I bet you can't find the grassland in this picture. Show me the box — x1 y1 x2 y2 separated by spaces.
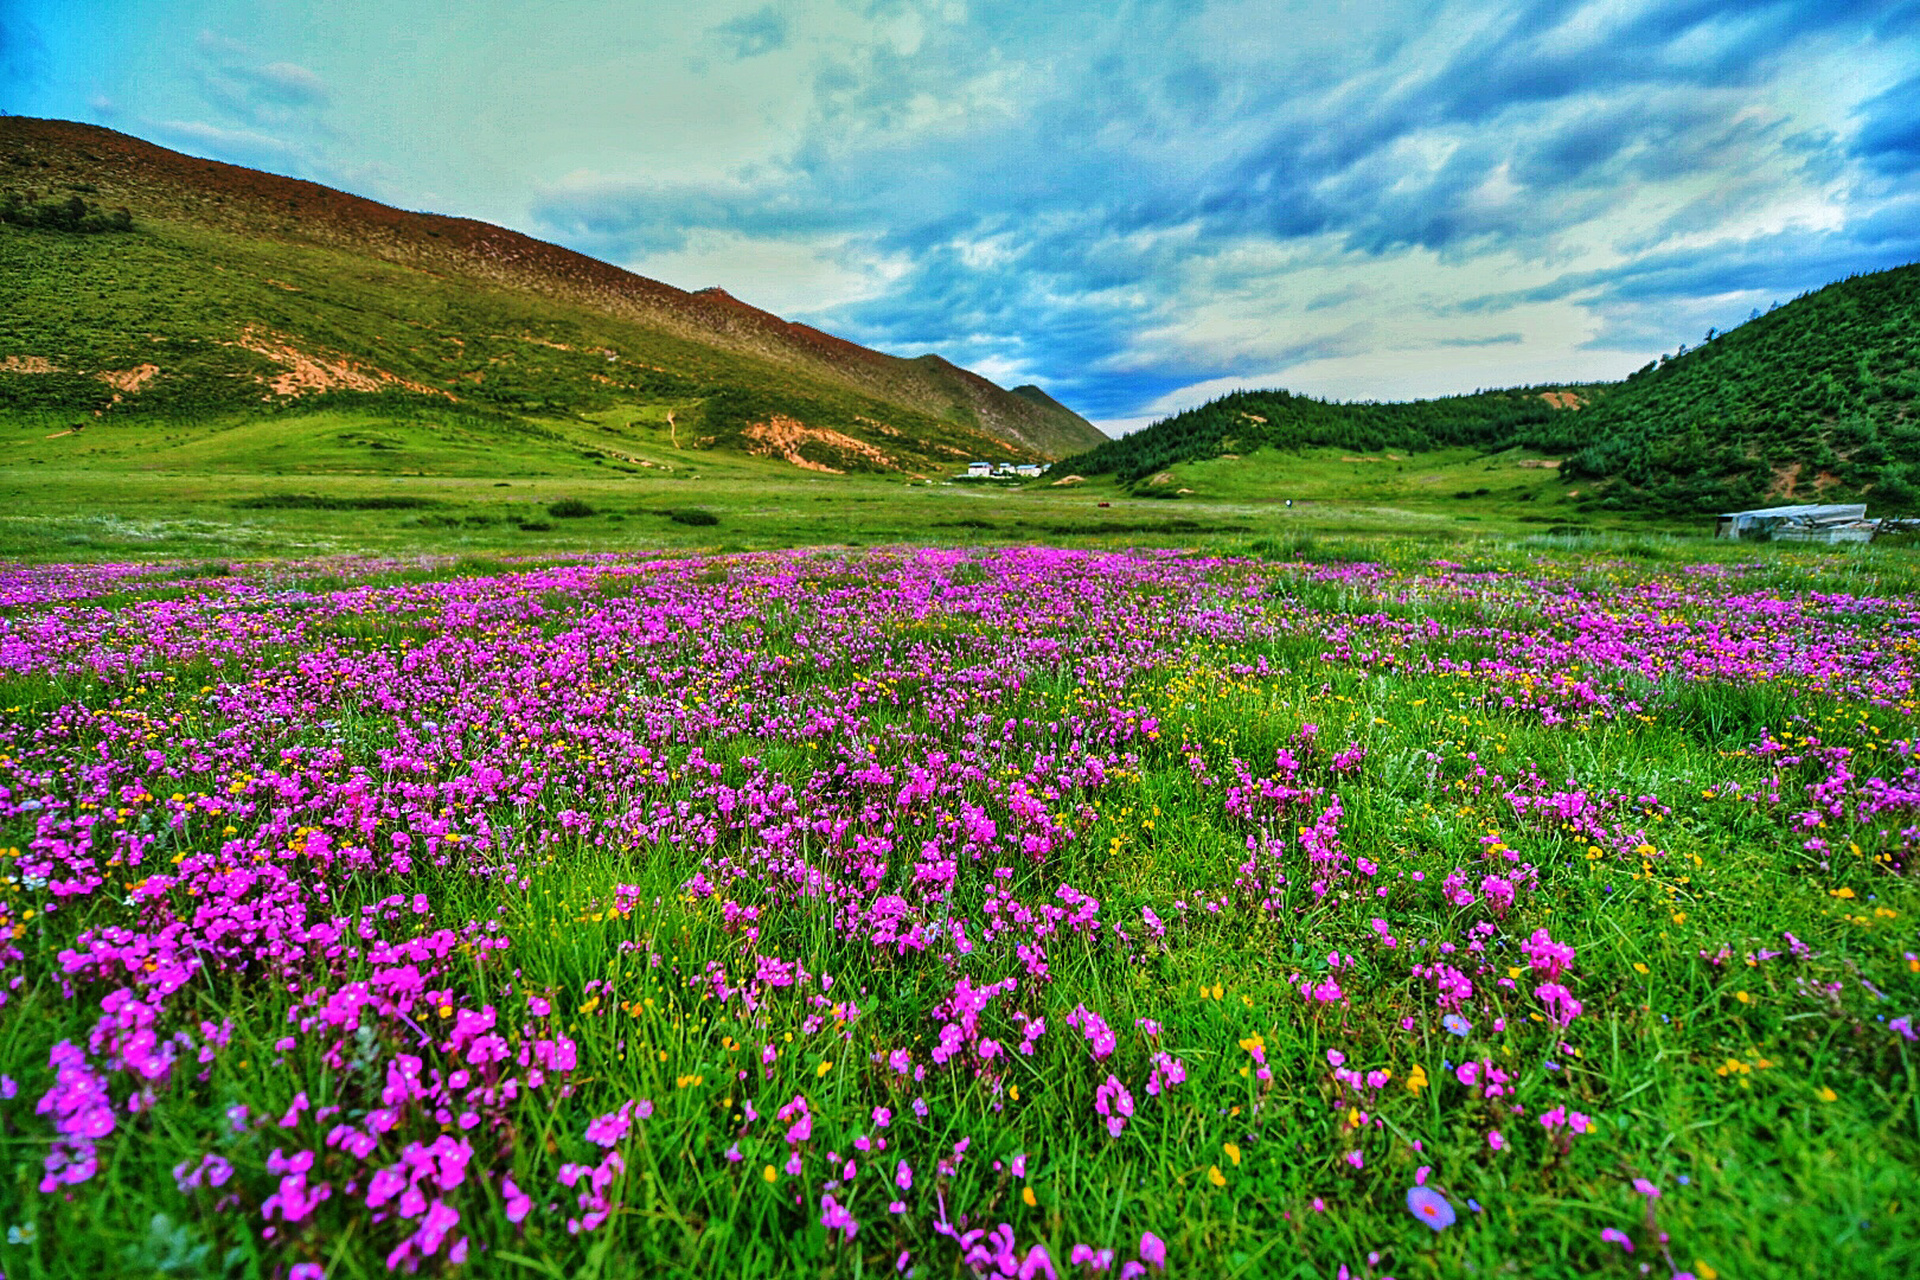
1 397 1686 564
0 540 1916 1280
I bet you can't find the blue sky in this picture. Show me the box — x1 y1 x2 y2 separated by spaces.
8 1 1920 433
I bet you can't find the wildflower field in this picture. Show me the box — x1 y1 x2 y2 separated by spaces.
0 544 1915 1279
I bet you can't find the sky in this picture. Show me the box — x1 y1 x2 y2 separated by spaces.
7 1 1920 435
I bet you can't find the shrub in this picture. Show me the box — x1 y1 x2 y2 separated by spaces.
0 190 133 233
668 508 719 527
548 498 595 519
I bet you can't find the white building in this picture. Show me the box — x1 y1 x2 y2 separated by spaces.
1715 503 1875 543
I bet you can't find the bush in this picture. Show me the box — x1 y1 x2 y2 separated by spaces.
0 190 133 233
548 498 595 519
668 508 719 527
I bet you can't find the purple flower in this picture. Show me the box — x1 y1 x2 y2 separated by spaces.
819 1192 859 1241
1407 1185 1455 1230
1139 1231 1166 1269
502 1174 531 1224
1601 1227 1633 1252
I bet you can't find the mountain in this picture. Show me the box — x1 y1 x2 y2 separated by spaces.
0 117 1104 473
1055 384 1599 487
1528 263 1920 514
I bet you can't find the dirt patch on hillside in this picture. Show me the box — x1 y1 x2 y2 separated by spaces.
94 364 160 394
1540 391 1585 409
1050 474 1085 487
743 415 895 474
232 329 454 401
1 356 61 374
1767 462 1803 499
1516 459 1561 469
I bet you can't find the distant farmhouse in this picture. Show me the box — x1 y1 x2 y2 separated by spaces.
1715 503 1879 544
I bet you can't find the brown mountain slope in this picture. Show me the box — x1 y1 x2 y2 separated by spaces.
0 117 1104 461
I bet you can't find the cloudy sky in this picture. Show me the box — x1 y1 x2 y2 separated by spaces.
8 1 1920 433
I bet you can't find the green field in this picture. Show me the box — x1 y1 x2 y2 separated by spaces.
0 400 1680 563
0 537 1916 1280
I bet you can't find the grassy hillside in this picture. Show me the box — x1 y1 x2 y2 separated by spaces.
1533 264 1920 514
1055 384 1598 488
0 118 1104 473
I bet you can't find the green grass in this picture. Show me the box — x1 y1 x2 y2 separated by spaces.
0 406 1718 564
0 543 1915 1278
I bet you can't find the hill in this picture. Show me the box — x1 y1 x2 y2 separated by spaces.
1054 261 1920 517
1529 264 1920 514
1055 384 1600 488
0 117 1103 474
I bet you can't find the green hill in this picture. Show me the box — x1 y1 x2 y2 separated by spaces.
0 118 1104 475
1055 383 1600 488
1055 262 1920 517
1533 264 1920 514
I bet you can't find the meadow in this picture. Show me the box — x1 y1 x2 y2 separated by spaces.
0 395 1615 566
0 537 1915 1280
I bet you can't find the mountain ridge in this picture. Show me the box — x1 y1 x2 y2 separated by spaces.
0 117 1105 468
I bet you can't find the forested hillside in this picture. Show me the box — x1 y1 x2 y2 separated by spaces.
1055 385 1596 486
1537 264 1920 513
1056 261 1920 515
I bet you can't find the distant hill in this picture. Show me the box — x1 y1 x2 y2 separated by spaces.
1529 264 1920 514
0 118 1104 473
1056 384 1600 487
1055 261 1920 516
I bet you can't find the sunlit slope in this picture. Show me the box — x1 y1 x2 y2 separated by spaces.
0 117 1105 473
